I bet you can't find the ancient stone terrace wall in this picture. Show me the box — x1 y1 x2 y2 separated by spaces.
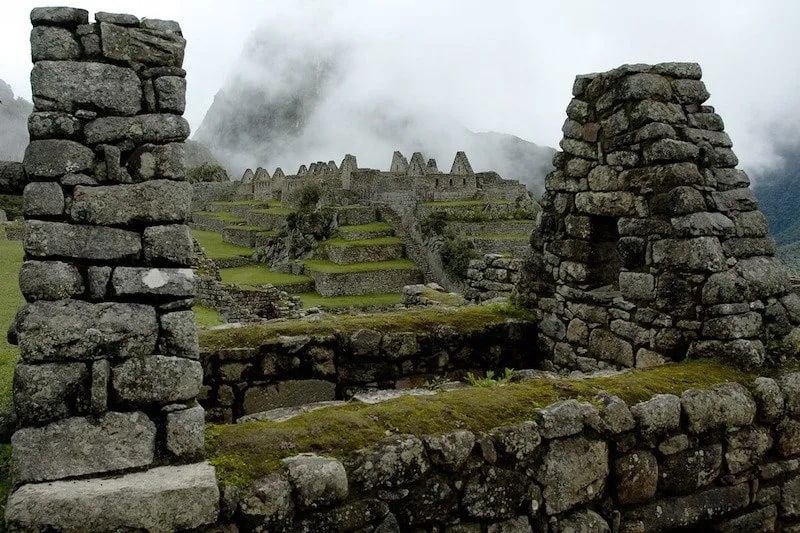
5 8 218 531
219 373 800 532
466 253 524 302
529 62 800 371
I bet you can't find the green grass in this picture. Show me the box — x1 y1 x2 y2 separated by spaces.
219 265 313 288
0 239 22 412
296 292 403 309
338 222 392 233
471 234 531 240
321 236 403 248
212 200 280 207
422 199 512 207
200 304 533 350
192 229 253 260
223 225 263 232
250 207 296 216
303 259 418 274
207 359 753 486
194 305 224 328
193 211 246 223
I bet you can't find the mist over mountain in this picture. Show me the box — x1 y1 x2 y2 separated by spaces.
0 79 32 161
194 20 555 191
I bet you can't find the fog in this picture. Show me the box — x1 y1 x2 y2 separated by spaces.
2 1 800 180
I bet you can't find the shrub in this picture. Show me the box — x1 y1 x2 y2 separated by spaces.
420 211 448 237
440 237 477 279
296 184 322 212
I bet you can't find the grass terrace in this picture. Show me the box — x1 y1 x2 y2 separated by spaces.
295 292 403 310
250 207 297 216
199 304 533 350
337 222 393 233
192 229 253 260
193 305 225 328
471 234 531 240
212 200 281 207
321 236 403 248
193 211 246 223
421 199 512 207
0 239 22 412
207 358 753 487
303 258 418 274
219 265 313 288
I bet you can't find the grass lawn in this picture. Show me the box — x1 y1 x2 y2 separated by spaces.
295 292 403 309
219 265 312 288
207 358 752 487
200 304 533 350
338 222 393 233
472 234 531 240
194 305 224 327
321 236 403 248
421 199 511 207
192 229 253 260
193 211 246 223
0 239 23 412
303 258 418 274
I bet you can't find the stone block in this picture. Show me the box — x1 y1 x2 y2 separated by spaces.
350 328 382 357
584 392 635 435
24 220 141 261
462 467 528 520
128 143 186 181
100 22 186 67
14 300 157 362
552 510 609 533
651 236 726 272
30 7 89 25
619 272 655 301
614 73 672 101
588 328 634 366
91 359 109 413
784 475 800 517
423 430 475 471
780 373 800 418
140 19 183 33
651 186 707 216
726 426 772 474
535 436 608 515
681 383 756 434
19 260 84 301
629 100 686 128
154 76 186 113
23 181 64 216
711 505 777 533
111 267 195 298
536 400 584 439
30 26 81 62
143 224 193 266
283 454 348 509
13 362 89 425
491 421 542 464
159 310 199 358
23 139 94 178
349 435 430 491
11 411 155 483
87 265 112 300
630 393 680 439
712 188 759 212
242 380 336 415
671 212 734 237
166 405 205 459
737 256 790 299
702 310 762 340
722 237 776 258
31 61 141 116
95 12 140 25
753 376 785 423
84 114 190 144
5 462 219 532
239 473 294 531
574 191 637 216
615 450 657 504
635 348 667 369
111 355 202 406
659 444 722 494
71 180 192 225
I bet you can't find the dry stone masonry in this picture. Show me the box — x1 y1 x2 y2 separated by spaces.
5 7 218 531
529 62 800 371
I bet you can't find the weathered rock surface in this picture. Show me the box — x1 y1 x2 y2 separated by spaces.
111 267 195 298
100 22 186 66
84 114 190 144
536 436 609 515
111 355 202 405
23 139 94 177
24 220 142 261
71 180 192 225
18 260 84 301
283 454 348 509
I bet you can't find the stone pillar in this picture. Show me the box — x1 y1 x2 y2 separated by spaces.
5 7 218 530
530 62 800 371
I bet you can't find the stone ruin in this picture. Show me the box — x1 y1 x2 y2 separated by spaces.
528 62 800 371
5 7 218 530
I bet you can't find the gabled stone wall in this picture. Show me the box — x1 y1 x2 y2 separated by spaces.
529 62 800 371
5 7 218 530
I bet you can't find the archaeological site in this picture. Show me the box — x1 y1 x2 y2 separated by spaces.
1 4 800 533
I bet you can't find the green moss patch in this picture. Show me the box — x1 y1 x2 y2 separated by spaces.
200 304 532 350
0 239 23 412
303 259 418 274
219 266 313 288
322 236 403 248
295 292 403 309
338 222 393 233
192 229 253 260
207 359 752 487
194 305 225 328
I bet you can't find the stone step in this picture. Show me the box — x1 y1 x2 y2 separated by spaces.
246 208 294 230
304 259 422 296
5 462 219 531
323 237 405 265
338 222 394 241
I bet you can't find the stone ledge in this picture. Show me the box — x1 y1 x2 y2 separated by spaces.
5 462 219 532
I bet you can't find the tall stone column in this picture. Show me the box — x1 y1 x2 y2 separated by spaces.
5 7 218 531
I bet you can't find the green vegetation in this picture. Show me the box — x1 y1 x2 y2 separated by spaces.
251 207 296 216
193 305 224 328
472 234 530 240
420 211 448 237
0 239 23 412
213 200 279 207
295 292 403 309
421 199 511 207
193 211 246 223
223 225 264 232
207 359 752 486
0 195 22 220
418 288 466 306
466 368 514 387
294 184 322 212
321 236 403 248
185 163 229 183
338 222 392 233
219 265 313 288
445 209 537 222
440 237 478 278
192 229 253 260
200 304 533 350
303 259 418 274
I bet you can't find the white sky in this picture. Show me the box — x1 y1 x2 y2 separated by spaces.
2 1 799 174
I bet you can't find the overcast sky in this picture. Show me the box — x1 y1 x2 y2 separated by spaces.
2 1 800 175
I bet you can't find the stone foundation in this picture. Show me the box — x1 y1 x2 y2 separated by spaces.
466 253 524 301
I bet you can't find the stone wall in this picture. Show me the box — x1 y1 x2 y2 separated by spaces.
5 8 218 531
191 180 238 211
528 62 800 371
216 373 800 532
311 267 423 296
467 253 524 302
200 319 536 422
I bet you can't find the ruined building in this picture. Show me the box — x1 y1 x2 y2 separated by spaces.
526 62 800 371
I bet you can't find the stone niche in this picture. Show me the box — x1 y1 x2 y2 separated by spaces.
529 62 800 371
